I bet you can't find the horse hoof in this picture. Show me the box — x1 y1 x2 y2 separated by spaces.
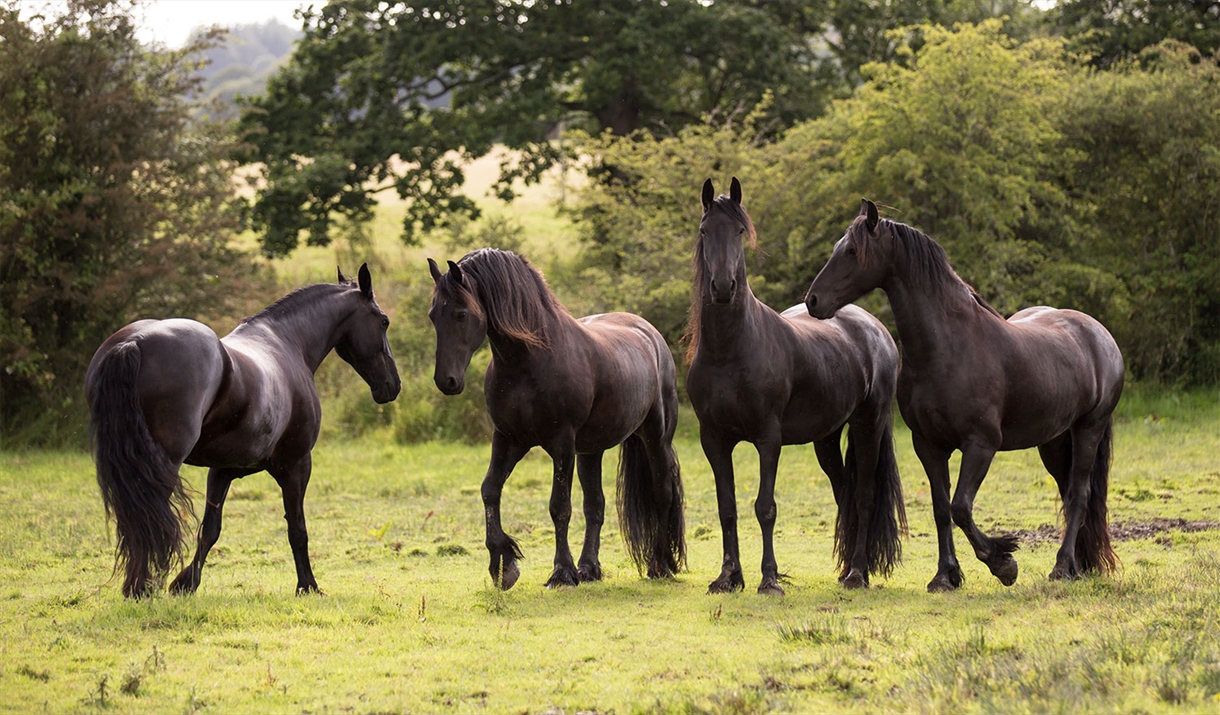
990 555 1019 586
757 579 785 596
926 574 961 593
497 561 521 591
296 583 322 596
842 571 868 590
1048 565 1077 581
707 573 744 594
168 572 196 596
577 562 603 583
545 565 579 589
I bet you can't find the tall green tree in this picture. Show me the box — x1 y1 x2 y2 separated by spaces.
238 0 830 257
0 0 262 443
1050 0 1220 68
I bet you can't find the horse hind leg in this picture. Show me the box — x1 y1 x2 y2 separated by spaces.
575 452 605 582
812 429 852 583
170 467 251 595
1050 419 1116 580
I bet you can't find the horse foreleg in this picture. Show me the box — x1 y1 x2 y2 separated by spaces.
575 452 605 582
703 430 744 594
544 437 579 588
913 434 963 592
482 430 529 590
754 436 784 595
169 467 249 595
952 442 1019 587
271 454 319 595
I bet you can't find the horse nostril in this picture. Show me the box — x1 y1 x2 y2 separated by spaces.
730 279 737 293
807 294 818 308
444 376 457 391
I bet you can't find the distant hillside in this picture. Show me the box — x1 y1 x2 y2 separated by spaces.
191 19 300 116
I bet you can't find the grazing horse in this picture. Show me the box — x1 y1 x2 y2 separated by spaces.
86 265 400 598
687 178 906 595
428 248 685 590
805 200 1124 591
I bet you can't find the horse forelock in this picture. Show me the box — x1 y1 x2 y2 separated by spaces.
448 248 559 349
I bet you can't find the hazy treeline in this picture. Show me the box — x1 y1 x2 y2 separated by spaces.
3 0 1218 447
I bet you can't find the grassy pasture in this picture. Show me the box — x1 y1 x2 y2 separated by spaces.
1 391 1218 713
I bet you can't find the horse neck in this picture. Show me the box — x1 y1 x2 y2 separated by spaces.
480 286 570 371
239 292 353 373
696 281 766 361
882 258 984 367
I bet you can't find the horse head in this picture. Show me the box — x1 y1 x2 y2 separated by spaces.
698 177 756 305
427 257 487 395
805 199 891 319
334 263 401 403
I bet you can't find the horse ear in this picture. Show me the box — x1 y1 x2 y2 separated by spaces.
730 176 742 205
357 262 373 299
861 198 879 231
447 260 464 285
337 265 348 283
701 178 714 213
428 258 443 284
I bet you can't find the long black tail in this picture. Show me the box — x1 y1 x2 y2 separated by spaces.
616 435 686 576
88 341 192 598
1076 419 1117 574
834 421 907 578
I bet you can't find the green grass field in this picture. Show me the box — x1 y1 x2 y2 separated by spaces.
1 389 1218 713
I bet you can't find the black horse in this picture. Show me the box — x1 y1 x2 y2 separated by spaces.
86 265 400 598
428 248 685 589
687 179 906 595
806 200 1124 591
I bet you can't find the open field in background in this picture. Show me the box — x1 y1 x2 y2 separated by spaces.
1 389 1217 712
263 149 584 290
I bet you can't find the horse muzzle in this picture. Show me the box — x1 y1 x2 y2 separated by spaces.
435 374 465 396
710 278 736 305
805 293 836 320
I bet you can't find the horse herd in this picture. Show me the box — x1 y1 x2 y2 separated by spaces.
86 179 1124 600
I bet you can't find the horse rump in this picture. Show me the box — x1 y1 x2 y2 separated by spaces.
88 341 193 598
835 420 907 579
616 434 686 577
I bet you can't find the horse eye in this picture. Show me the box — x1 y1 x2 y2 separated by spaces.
455 310 468 322
381 317 390 329
738 227 745 236
846 245 858 257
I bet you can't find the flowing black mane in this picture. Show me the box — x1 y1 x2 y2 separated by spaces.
685 196 759 361
241 282 354 327
437 248 563 348
872 218 1003 319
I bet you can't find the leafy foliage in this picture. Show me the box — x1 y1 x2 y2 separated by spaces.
570 21 1220 384
0 0 266 443
1050 0 1220 68
237 0 842 257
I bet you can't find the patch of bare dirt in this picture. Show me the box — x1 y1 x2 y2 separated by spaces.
1004 518 1220 545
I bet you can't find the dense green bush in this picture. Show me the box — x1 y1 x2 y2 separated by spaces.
569 22 1220 385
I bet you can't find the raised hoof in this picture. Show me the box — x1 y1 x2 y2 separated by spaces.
989 554 1019 586
841 570 869 590
545 564 580 589
707 571 745 594
495 560 521 591
926 572 962 593
577 562 603 583
757 578 785 596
